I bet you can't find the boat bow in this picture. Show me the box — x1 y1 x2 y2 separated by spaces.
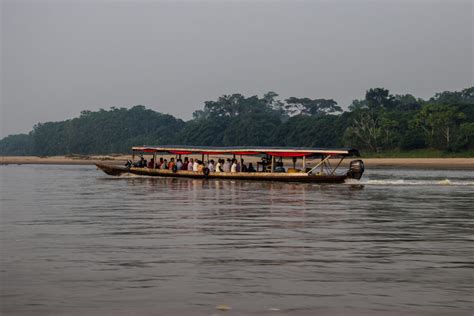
96 163 129 176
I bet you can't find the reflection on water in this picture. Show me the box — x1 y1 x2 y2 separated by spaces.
0 165 473 315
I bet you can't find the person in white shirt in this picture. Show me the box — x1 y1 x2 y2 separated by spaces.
176 159 183 170
188 158 194 171
223 159 231 172
208 160 215 172
215 159 223 173
193 160 199 172
231 159 237 173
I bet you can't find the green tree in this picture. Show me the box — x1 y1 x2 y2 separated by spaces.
0 134 34 156
365 88 394 110
344 88 423 152
263 91 288 120
182 93 282 146
284 97 342 116
276 114 349 147
344 110 381 151
415 104 466 149
457 122 474 149
430 87 474 105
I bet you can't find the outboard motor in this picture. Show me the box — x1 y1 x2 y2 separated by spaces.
347 160 365 180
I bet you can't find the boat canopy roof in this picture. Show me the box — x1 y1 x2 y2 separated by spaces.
132 145 360 157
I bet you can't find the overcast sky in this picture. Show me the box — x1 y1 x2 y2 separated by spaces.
1 0 473 138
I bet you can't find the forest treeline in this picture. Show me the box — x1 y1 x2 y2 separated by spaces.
1 87 473 156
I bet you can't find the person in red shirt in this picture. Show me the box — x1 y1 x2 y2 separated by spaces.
182 157 189 170
147 158 154 168
168 158 176 170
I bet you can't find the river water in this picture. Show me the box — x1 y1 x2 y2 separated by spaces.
1 165 473 315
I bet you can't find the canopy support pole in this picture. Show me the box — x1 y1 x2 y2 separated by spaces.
302 156 306 171
307 155 332 175
153 152 156 169
271 155 275 173
330 157 344 175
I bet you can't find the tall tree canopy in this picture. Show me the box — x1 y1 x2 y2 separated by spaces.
284 97 342 116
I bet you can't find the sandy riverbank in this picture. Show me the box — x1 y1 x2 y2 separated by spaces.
1 155 473 169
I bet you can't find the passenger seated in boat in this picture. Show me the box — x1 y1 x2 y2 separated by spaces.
156 157 163 169
220 159 226 172
197 160 204 172
134 155 146 168
241 160 248 172
188 158 194 171
223 159 231 172
182 157 189 170
247 163 256 172
147 158 154 168
231 159 237 173
168 158 176 170
208 160 215 172
193 159 199 172
215 159 223 173
176 158 183 170
274 158 285 173
161 159 168 169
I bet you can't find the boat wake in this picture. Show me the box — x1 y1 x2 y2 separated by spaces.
118 173 152 178
345 178 474 186
115 173 474 186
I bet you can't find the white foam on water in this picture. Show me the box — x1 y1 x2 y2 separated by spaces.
346 178 474 186
365 179 406 185
437 179 451 185
118 173 152 178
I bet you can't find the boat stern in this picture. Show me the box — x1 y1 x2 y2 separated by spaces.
347 160 365 180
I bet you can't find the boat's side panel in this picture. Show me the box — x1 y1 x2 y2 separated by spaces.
96 164 347 183
127 167 347 183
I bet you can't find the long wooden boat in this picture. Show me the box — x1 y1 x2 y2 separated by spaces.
96 146 365 183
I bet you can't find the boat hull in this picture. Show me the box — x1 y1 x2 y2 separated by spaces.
96 163 349 183
95 164 130 176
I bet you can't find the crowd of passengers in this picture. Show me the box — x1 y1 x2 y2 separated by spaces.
133 156 257 173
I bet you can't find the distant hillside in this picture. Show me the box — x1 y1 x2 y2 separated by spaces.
1 87 473 156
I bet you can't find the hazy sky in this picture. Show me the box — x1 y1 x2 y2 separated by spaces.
1 0 473 138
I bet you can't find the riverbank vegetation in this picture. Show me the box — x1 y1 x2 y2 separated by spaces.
1 87 473 157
